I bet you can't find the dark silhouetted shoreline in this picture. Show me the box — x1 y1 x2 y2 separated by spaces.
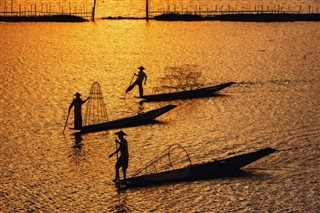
154 13 320 22
0 15 88 22
2 13 319 23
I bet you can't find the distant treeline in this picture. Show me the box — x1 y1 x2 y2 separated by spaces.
0 15 88 22
153 13 320 22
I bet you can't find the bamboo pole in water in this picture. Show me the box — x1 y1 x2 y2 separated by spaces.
11 0 13 15
146 0 149 21
92 0 97 21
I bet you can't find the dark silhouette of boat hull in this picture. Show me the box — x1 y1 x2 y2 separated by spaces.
124 147 276 188
80 104 176 133
138 82 235 102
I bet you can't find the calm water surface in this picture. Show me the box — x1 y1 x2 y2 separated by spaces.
1 14 320 213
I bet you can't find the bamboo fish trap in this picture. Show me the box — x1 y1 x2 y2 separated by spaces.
84 82 109 126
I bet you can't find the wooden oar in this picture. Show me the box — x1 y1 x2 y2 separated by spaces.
62 111 70 134
120 74 135 100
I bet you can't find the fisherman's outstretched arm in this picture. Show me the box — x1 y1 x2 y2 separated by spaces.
109 143 120 158
68 101 74 112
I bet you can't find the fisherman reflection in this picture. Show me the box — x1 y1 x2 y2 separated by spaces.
68 92 89 130
109 130 129 184
70 132 85 166
114 192 130 212
126 66 147 97
73 132 83 149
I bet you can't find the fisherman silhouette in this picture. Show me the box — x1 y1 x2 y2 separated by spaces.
109 130 129 184
126 66 147 97
68 92 89 130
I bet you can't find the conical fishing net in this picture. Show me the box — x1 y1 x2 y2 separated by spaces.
132 144 192 178
84 82 109 126
153 64 203 94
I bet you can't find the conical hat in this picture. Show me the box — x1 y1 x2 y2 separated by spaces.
115 130 127 136
74 92 81 97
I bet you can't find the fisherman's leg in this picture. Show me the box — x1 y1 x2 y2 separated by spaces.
122 167 127 184
138 83 143 97
126 81 137 92
115 169 119 181
114 162 120 181
74 113 81 129
79 116 82 129
122 160 128 183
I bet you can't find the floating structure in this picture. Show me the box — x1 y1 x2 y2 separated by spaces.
120 147 277 188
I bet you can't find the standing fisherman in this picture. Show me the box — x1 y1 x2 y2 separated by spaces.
126 66 147 97
109 130 129 184
68 92 89 130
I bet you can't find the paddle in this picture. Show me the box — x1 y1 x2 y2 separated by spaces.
120 74 135 100
62 111 70 134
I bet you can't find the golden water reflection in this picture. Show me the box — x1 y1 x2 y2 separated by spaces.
1 16 319 212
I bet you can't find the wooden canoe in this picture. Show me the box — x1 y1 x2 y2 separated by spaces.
122 147 276 188
80 104 177 133
137 82 235 102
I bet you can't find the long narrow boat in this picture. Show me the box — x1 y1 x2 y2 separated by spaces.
80 104 177 133
122 147 276 188
137 82 235 102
